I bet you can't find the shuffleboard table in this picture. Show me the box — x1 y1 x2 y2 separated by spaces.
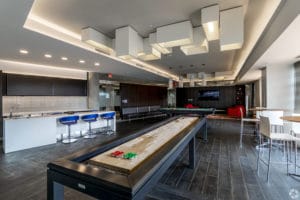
159 107 215 117
47 116 207 200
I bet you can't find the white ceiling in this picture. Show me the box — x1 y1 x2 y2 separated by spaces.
0 0 168 83
31 0 248 77
0 0 282 84
254 14 300 68
241 14 300 82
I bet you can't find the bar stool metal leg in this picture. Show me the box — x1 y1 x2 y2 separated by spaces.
267 139 272 182
257 133 261 175
240 120 244 148
84 121 96 139
62 124 77 144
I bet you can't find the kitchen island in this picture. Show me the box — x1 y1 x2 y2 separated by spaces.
3 110 116 153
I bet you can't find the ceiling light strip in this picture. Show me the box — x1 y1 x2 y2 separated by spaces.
201 5 219 41
156 21 193 48
180 27 208 55
220 7 244 51
81 27 114 54
130 58 178 81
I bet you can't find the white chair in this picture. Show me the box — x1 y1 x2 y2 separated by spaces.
240 107 260 148
289 113 300 175
260 110 284 133
257 116 294 182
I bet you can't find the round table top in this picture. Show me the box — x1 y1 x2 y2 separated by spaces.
249 107 266 111
249 107 284 111
280 116 300 123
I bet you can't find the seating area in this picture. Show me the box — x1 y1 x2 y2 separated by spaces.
208 106 300 181
235 108 300 182
58 112 116 143
121 105 164 120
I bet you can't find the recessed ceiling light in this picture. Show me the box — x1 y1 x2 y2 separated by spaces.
61 57 68 61
94 62 100 66
79 59 85 64
44 54 52 58
19 49 28 54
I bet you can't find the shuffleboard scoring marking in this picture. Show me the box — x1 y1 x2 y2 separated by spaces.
88 117 199 174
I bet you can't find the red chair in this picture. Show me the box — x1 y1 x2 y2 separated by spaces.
184 104 199 109
227 105 245 118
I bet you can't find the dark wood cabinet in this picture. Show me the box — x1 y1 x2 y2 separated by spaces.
120 83 167 107
4 74 87 96
176 85 245 109
235 85 245 105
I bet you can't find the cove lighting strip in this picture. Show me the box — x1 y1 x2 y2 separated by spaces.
23 13 178 81
0 59 87 80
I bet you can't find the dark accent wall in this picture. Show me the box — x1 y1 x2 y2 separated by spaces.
176 85 245 109
3 74 87 96
120 83 167 107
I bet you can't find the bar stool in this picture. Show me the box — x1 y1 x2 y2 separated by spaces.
81 114 98 139
240 107 260 148
100 112 115 135
59 115 79 144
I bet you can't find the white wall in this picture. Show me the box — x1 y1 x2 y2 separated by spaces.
266 63 294 111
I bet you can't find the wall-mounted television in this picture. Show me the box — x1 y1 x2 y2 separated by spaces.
198 90 219 100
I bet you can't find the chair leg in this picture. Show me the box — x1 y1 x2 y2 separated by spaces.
287 141 289 175
283 140 286 159
240 120 243 148
295 141 298 174
267 139 272 182
257 133 261 174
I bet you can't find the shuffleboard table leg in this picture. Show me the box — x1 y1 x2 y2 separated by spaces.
188 136 196 169
203 119 208 143
47 171 64 200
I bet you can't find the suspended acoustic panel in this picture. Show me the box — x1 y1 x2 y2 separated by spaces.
115 26 143 59
201 5 219 41
156 21 193 48
220 6 244 51
149 32 172 54
138 38 161 61
180 27 208 55
81 27 113 54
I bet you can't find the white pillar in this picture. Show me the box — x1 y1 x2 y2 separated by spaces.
88 72 100 110
168 79 173 89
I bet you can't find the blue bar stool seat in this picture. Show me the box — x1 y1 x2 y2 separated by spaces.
100 112 115 135
59 115 79 144
81 114 98 139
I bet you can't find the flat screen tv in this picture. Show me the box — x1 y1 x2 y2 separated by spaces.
198 90 219 100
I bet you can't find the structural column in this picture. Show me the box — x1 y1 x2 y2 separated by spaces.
87 72 100 110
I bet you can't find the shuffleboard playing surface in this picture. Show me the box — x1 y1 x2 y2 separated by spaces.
88 116 198 174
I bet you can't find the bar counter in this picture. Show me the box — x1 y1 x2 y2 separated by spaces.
3 110 116 153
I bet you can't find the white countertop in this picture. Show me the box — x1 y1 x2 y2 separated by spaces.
3 109 114 120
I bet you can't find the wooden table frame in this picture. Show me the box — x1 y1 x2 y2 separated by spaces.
47 116 207 200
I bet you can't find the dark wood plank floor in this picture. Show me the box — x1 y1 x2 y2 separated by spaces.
0 118 299 200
